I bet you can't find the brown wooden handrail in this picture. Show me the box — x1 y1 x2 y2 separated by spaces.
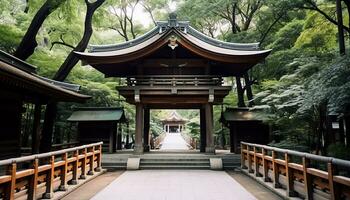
241 142 350 200
0 142 103 199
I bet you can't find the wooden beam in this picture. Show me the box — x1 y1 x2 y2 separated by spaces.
328 162 340 200
302 157 313 200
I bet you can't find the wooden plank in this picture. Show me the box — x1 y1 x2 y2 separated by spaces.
27 158 38 200
96 144 102 171
333 176 350 187
307 168 328 179
247 146 253 173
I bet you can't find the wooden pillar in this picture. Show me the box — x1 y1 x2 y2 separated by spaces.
285 153 296 197
134 103 144 154
117 125 122 150
28 158 38 200
143 107 150 152
205 103 215 154
40 102 57 153
31 103 42 154
200 108 206 152
109 125 115 153
43 156 55 199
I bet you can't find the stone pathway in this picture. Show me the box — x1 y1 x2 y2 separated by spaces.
91 170 257 200
160 133 190 150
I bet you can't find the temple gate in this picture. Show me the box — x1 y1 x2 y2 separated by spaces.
75 13 271 154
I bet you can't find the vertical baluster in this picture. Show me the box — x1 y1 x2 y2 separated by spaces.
4 162 16 200
302 157 313 200
43 155 55 199
240 143 246 169
254 146 259 176
328 162 339 200
28 158 38 200
285 153 296 196
80 148 87 179
272 151 280 188
262 148 269 182
88 146 95 175
247 145 253 173
59 153 68 191
96 144 102 172
71 150 79 185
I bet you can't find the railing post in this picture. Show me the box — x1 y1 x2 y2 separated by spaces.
43 155 55 199
328 162 339 200
88 146 95 175
240 143 247 169
247 145 253 173
272 150 280 188
253 146 260 176
28 158 38 200
285 153 296 197
80 148 87 179
96 144 102 172
59 152 68 191
4 162 16 200
262 148 269 182
302 157 313 200
71 150 79 185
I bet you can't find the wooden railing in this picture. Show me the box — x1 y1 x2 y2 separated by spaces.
153 133 166 149
0 142 103 200
241 142 350 200
126 75 223 87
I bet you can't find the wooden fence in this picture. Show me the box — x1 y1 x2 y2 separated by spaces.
241 142 350 200
0 142 103 200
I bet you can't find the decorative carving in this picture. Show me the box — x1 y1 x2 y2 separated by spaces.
168 35 178 50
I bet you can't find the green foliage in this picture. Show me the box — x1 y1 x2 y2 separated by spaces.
294 12 337 53
0 24 23 53
268 20 304 51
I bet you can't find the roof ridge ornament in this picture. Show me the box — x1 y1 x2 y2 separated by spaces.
168 12 178 28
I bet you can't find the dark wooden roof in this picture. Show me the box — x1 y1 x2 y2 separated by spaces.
75 14 271 77
161 111 188 123
0 50 90 103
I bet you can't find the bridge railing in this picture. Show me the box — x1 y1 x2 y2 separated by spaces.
241 142 350 200
0 142 103 200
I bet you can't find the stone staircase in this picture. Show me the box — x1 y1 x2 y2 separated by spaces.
102 152 240 170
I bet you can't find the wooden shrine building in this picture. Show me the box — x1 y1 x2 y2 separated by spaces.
67 107 127 153
75 13 271 154
0 50 90 159
161 111 187 133
221 108 269 153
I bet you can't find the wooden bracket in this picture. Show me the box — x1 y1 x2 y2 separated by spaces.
135 88 140 103
208 88 214 102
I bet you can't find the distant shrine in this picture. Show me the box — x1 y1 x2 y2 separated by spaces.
161 111 187 133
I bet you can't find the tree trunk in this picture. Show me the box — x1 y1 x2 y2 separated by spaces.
244 73 255 107
40 0 105 153
236 76 246 107
14 0 66 60
54 0 105 81
336 0 346 55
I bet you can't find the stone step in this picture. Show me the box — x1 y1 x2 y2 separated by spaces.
140 165 210 170
140 161 210 166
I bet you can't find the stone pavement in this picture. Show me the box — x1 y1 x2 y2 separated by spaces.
160 133 190 150
91 170 257 200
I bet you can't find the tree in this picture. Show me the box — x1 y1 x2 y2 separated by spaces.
40 0 105 153
14 0 67 60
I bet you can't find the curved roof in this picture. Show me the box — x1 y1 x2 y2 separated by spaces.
74 14 271 76
161 111 188 123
